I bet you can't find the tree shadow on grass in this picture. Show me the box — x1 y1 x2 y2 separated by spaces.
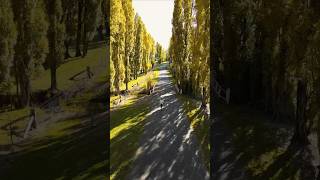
0 113 107 180
254 144 301 180
0 92 108 180
212 104 295 180
110 95 151 180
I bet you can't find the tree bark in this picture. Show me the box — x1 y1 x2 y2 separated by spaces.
76 0 83 57
50 62 57 91
20 75 31 107
64 39 71 59
292 80 309 145
82 0 88 57
125 56 129 91
211 0 217 177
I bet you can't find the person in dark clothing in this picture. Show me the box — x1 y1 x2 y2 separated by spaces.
160 97 164 110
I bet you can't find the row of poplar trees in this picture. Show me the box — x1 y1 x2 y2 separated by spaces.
0 0 107 107
169 0 210 106
110 0 165 95
213 0 320 174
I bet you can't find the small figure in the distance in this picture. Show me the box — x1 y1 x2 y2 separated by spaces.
160 97 164 110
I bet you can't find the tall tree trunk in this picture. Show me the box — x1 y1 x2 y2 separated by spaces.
292 80 309 145
64 39 71 59
221 0 236 99
14 60 21 108
211 0 217 177
202 86 207 108
76 0 83 57
125 56 129 91
20 75 31 107
82 1 88 57
98 25 104 41
50 62 57 91
273 28 287 121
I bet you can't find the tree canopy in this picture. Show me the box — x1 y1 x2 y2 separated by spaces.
0 0 107 107
169 0 210 106
110 0 163 94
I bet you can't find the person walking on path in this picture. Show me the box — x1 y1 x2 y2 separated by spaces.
160 97 164 110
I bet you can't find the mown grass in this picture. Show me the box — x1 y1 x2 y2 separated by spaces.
110 96 150 180
0 45 107 145
1 114 107 180
31 46 107 91
110 65 160 108
109 65 161 179
177 95 210 169
1 84 107 180
0 107 46 145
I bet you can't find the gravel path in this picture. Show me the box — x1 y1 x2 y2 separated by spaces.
128 63 209 180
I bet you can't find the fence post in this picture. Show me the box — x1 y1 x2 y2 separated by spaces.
86 66 94 79
24 108 36 138
9 122 14 150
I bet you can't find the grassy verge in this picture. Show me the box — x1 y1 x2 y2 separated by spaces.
110 96 150 180
167 69 210 169
177 94 210 169
110 66 160 108
109 65 161 179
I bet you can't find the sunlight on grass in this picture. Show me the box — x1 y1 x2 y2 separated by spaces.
111 110 146 140
0 45 107 179
31 46 106 91
44 118 81 137
72 161 107 180
0 108 29 127
0 107 46 144
110 65 160 108
248 148 284 176
110 97 150 180
62 91 96 113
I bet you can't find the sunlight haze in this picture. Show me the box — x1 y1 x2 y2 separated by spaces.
132 0 174 50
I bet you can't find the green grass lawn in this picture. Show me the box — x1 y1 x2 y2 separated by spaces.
1 80 107 179
1 113 107 180
0 43 108 179
109 65 161 179
31 45 107 92
110 96 150 180
0 45 107 144
110 65 160 108
0 107 47 145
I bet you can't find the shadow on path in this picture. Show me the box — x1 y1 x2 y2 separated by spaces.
128 63 209 180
